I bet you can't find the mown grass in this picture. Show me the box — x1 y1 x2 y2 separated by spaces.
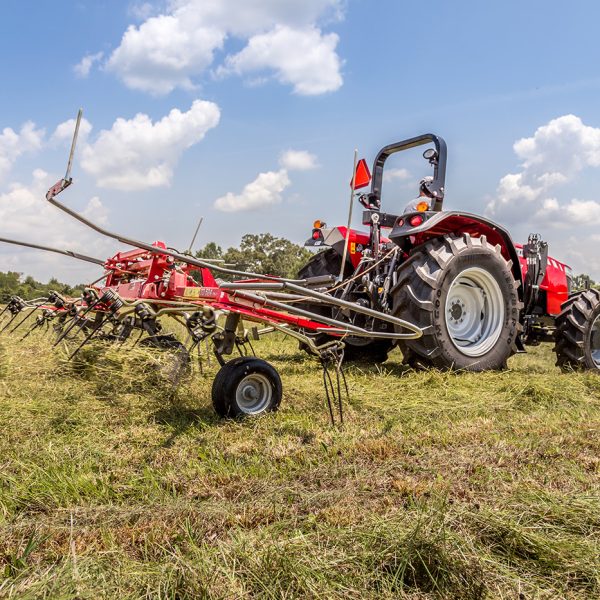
0 322 598 599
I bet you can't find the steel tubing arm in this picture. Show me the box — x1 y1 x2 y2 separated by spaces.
47 189 323 284
226 288 421 340
220 282 422 338
0 236 105 266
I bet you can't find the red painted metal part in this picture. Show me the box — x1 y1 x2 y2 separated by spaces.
334 226 390 268
327 221 570 317
516 244 570 316
94 241 345 336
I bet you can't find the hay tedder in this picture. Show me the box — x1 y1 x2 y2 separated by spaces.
1 113 599 421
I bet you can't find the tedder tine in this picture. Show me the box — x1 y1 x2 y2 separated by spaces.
53 314 81 345
9 307 38 334
1 311 21 334
68 316 105 360
21 317 44 341
54 302 98 346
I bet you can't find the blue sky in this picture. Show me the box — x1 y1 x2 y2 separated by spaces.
1 0 600 283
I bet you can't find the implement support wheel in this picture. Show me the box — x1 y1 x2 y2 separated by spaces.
212 356 282 418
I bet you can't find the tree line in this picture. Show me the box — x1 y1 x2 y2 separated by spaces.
0 272 85 303
194 233 313 280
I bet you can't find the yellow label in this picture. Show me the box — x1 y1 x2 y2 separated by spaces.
183 288 201 298
183 287 220 299
350 242 356 254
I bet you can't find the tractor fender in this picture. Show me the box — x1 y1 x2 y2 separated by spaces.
389 211 524 299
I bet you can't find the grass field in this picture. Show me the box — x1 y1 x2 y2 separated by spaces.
0 325 598 599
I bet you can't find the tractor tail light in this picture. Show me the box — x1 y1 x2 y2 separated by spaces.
312 229 322 240
409 215 424 227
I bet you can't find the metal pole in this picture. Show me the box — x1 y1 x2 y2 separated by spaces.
187 217 203 254
339 149 358 280
65 109 83 182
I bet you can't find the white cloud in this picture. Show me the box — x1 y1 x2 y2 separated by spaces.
486 115 600 279
79 100 220 190
487 115 600 222
534 197 600 227
103 0 344 95
168 0 343 35
106 15 224 94
513 114 600 174
73 52 104 78
383 167 411 183
0 170 114 283
215 147 318 212
279 149 319 171
221 25 342 95
0 121 45 182
51 117 93 144
128 1 160 20
214 169 290 212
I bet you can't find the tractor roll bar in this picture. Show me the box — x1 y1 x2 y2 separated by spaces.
370 133 447 212
0 236 105 266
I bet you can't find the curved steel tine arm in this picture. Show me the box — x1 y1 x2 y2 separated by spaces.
1 312 22 333
46 192 318 284
316 328 407 339
0 236 105 266
221 282 423 338
9 307 38 333
227 288 421 340
26 297 52 305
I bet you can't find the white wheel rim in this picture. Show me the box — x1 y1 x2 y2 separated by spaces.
591 314 600 368
236 373 273 414
445 267 505 358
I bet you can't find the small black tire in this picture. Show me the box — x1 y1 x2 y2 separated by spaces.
392 233 522 371
212 357 282 418
554 288 600 371
297 248 393 363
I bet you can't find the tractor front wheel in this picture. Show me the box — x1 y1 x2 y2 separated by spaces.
392 233 521 371
554 288 600 371
212 357 282 418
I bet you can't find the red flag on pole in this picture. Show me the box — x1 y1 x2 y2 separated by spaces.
351 158 371 189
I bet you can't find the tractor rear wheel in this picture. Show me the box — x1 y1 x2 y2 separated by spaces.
392 233 521 371
297 249 393 362
554 288 600 371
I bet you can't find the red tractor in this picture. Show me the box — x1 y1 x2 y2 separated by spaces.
300 134 600 371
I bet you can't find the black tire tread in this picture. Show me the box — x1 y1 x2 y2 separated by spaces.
392 233 522 371
212 356 282 418
554 288 600 370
